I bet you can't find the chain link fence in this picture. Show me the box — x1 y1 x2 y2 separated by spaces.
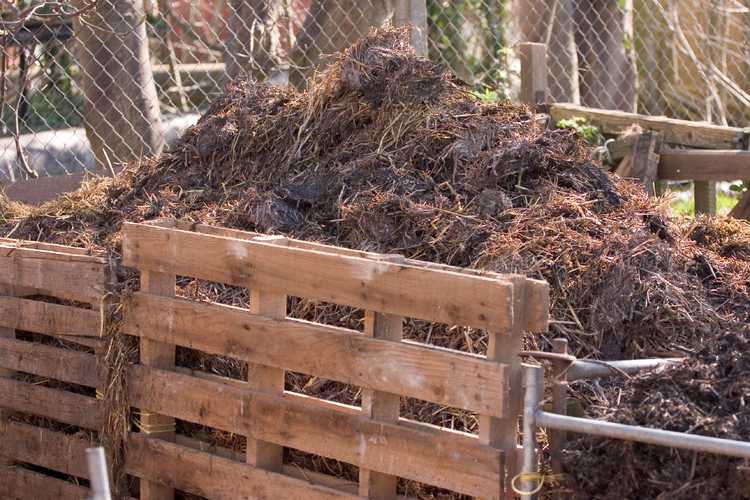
1 0 749 182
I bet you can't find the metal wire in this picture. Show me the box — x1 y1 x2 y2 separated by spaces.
1 0 748 182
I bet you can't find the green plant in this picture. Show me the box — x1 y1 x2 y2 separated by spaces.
471 87 501 103
556 117 605 146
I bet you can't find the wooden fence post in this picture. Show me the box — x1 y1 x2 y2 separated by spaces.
0 282 14 467
139 270 176 500
359 308 404 499
394 0 428 58
694 181 717 215
246 235 287 471
550 339 569 474
519 42 548 106
480 277 527 499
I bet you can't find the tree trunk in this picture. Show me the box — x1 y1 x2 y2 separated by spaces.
289 0 393 89
225 0 281 79
573 0 636 111
74 0 164 171
516 0 579 103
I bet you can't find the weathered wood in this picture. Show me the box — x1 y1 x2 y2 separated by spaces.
658 149 750 180
0 421 92 479
138 270 176 500
125 292 509 416
519 42 547 106
0 283 14 466
694 181 717 215
0 377 102 430
0 466 90 500
0 296 99 337
246 236 287 472
549 103 745 149
127 433 358 500
0 336 101 387
480 276 527 499
127 364 503 498
359 309 403 498
0 246 106 303
121 222 514 331
626 132 661 195
550 339 569 474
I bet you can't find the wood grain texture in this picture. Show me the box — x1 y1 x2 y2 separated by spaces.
0 296 99 337
0 466 89 500
550 103 745 149
127 364 503 498
0 421 92 479
127 434 359 500
125 292 509 416
0 377 102 430
122 222 514 331
658 149 750 180
0 336 101 387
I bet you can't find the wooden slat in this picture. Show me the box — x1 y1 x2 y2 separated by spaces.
0 421 92 479
519 42 547 105
0 377 102 430
0 466 89 500
125 292 509 416
0 283 13 466
359 310 403 498
121 222 514 331
549 103 745 149
0 336 101 387
127 364 503 498
127 433 359 500
138 270 176 500
658 149 750 180
0 246 106 303
0 296 99 337
0 238 99 256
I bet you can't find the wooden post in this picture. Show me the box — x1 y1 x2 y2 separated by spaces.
549 339 569 474
246 236 287 471
480 277 527 499
694 181 717 215
0 282 14 466
139 270 176 500
394 0 428 58
519 43 547 106
358 310 403 498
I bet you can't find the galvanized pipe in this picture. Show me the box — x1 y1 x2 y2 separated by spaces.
520 364 543 498
86 447 112 500
536 411 750 459
566 358 684 381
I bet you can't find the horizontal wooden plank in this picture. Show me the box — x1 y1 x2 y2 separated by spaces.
0 238 103 257
0 296 100 337
658 149 750 180
0 466 89 500
0 421 92 479
0 377 102 430
0 337 101 387
128 365 502 498
127 433 359 500
122 222 514 331
126 293 509 416
0 245 107 304
550 103 745 149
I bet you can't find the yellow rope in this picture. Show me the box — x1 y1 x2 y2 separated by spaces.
510 472 566 496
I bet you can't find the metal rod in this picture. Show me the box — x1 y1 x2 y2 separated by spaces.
86 447 112 500
536 411 750 459
566 358 683 381
521 364 543 498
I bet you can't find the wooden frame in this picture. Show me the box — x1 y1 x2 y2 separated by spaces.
122 219 549 499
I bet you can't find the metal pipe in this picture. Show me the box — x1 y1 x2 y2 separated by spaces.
566 358 684 381
86 447 112 500
521 364 543 498
536 411 750 459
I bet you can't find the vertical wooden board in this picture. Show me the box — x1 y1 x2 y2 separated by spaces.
479 277 526 500
139 270 176 500
359 310 403 499
246 235 287 471
694 180 718 215
519 42 548 106
0 283 14 466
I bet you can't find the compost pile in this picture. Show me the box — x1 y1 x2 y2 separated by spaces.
563 326 750 499
2 27 750 498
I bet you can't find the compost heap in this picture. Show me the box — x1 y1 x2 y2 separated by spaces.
2 27 750 498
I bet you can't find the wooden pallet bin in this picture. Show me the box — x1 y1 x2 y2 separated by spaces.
121 220 549 500
0 238 110 499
